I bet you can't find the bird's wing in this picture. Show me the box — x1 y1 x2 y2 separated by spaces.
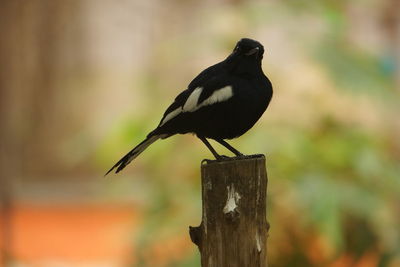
155 70 235 130
155 89 191 128
153 61 225 128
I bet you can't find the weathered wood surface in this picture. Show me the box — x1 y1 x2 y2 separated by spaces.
190 155 269 267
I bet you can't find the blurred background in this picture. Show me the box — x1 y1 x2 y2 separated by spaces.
1 0 399 266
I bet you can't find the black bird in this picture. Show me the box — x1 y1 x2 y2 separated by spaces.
106 38 273 175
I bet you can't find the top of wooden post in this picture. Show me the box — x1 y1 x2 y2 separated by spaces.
201 154 266 168
201 154 265 165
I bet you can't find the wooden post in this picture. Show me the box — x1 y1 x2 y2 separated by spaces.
189 154 269 267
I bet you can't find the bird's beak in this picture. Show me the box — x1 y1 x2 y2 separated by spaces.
245 47 259 56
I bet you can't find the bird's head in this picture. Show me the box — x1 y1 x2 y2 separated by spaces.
232 38 264 59
226 38 265 74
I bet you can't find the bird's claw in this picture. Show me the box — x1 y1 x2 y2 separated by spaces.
202 154 265 165
201 155 232 164
216 155 231 161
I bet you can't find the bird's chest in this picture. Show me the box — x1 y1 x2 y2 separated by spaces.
231 79 270 116
200 81 268 138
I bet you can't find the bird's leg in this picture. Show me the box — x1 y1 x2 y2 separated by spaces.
215 139 244 157
198 136 224 160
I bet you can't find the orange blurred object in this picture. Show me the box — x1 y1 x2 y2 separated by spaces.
0 203 140 266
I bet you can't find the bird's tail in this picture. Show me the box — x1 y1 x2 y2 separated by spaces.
105 134 165 175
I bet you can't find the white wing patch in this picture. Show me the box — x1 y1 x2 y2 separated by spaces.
184 85 233 112
183 87 203 112
160 107 182 126
199 86 233 109
159 86 233 126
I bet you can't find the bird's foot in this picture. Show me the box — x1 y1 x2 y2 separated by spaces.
216 155 232 161
237 153 265 159
225 153 265 160
201 154 265 165
201 155 232 165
